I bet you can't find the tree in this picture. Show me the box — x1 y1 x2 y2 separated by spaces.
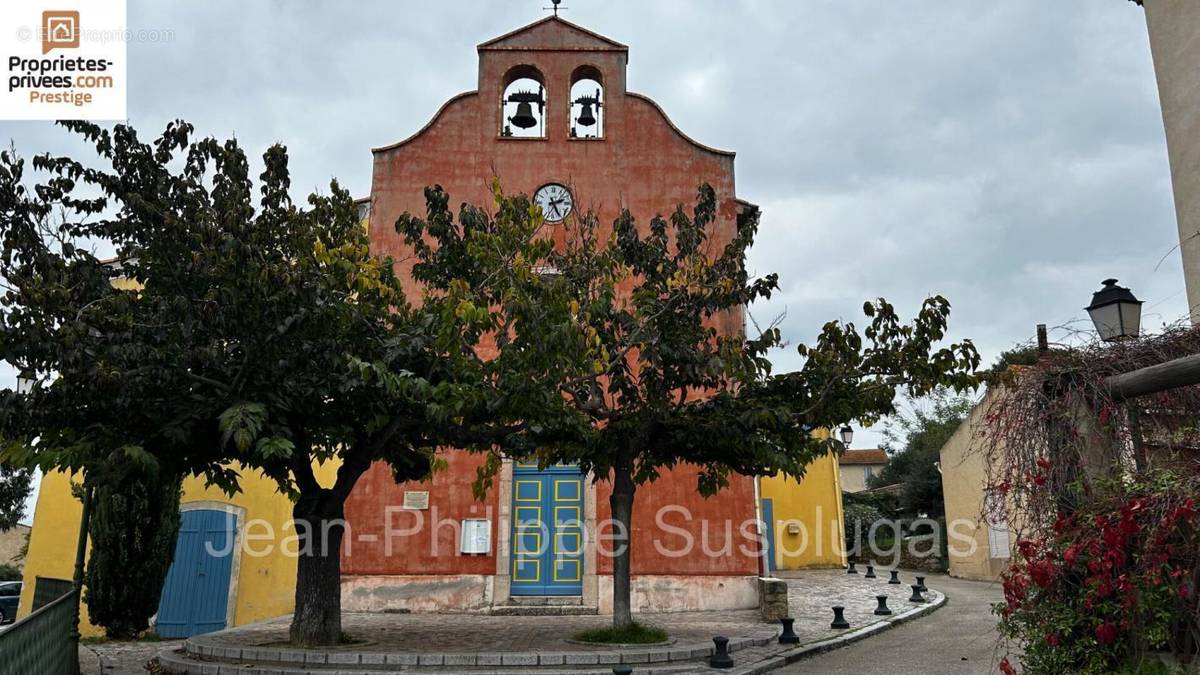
0 467 31 530
83 464 182 638
404 184 983 627
987 345 1043 379
0 123 564 645
868 390 974 516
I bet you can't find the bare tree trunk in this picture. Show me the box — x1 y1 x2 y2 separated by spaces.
610 455 635 628
288 487 346 647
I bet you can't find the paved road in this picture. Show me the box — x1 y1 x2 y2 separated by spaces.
777 573 1008 675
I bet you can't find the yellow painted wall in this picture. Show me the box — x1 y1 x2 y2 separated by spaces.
17 471 100 634
939 389 1011 581
18 462 338 633
761 450 847 570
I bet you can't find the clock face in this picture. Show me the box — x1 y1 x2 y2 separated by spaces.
534 183 573 223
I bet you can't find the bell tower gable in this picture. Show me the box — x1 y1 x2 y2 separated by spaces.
478 16 627 141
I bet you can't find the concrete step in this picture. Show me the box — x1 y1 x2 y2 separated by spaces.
155 647 719 674
487 604 599 616
164 631 777 675
503 596 584 606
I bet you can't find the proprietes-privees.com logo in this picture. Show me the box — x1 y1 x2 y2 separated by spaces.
2 0 127 120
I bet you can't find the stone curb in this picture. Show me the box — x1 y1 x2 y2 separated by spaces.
166 632 776 672
730 589 948 675
157 648 708 675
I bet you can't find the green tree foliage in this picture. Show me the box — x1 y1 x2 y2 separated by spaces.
840 497 885 557
0 123 556 646
83 465 182 639
987 345 1043 380
869 390 974 516
0 467 31 530
402 184 983 627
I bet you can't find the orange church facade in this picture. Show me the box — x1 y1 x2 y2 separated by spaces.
341 16 765 615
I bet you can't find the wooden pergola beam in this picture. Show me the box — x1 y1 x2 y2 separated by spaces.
1105 353 1200 402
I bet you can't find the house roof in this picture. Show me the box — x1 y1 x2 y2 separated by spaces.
477 15 629 53
839 449 888 466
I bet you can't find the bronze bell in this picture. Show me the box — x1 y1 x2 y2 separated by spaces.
509 101 537 129
577 102 596 127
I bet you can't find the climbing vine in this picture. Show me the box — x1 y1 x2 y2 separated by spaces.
975 324 1200 673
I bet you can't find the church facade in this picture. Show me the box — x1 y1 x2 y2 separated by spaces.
342 15 767 615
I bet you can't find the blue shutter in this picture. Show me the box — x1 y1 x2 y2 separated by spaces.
155 509 236 638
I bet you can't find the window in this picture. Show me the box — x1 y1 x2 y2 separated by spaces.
500 65 546 139
988 521 1012 560
863 466 874 481
985 489 1011 559
569 65 603 139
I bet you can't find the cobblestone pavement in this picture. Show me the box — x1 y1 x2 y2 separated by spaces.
781 566 934 632
778 573 1006 674
79 639 182 675
195 569 929 655
99 568 944 673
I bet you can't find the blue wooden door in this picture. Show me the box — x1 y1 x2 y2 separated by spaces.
155 509 236 638
511 464 584 596
761 498 777 573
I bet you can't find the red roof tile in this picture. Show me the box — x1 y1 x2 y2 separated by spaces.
839 449 888 466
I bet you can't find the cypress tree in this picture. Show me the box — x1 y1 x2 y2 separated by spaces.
83 466 183 639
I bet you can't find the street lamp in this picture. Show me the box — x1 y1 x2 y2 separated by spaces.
1085 278 1143 342
838 425 854 447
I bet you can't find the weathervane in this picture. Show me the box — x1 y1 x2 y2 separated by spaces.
544 0 566 16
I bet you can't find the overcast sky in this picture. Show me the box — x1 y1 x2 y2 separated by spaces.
0 1 1185 514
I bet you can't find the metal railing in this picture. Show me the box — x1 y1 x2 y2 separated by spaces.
32 577 73 612
0 588 78 675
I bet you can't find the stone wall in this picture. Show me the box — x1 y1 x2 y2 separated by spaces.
0 525 28 568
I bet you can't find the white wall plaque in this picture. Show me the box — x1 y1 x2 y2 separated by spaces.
402 491 430 510
460 518 491 554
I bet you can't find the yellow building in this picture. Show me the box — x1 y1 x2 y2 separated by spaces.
759 450 848 571
938 389 1012 581
18 464 335 637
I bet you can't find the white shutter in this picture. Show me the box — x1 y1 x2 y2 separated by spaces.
987 521 1011 559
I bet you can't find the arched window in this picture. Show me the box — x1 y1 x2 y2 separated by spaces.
569 65 603 139
501 65 546 138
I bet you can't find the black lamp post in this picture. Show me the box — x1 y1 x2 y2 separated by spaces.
1086 279 1143 342
839 425 854 447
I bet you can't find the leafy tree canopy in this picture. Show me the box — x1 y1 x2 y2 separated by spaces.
0 468 31 531
400 184 984 625
0 122 572 645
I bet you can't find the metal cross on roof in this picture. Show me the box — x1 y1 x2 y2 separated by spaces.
544 0 567 16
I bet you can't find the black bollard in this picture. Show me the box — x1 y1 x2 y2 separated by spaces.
779 617 800 644
909 584 926 603
888 569 901 584
874 595 892 616
847 561 858 574
710 636 734 668
916 575 927 593
613 668 633 675
830 606 850 629
864 563 876 579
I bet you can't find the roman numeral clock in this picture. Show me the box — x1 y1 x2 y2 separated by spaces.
533 183 573 223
